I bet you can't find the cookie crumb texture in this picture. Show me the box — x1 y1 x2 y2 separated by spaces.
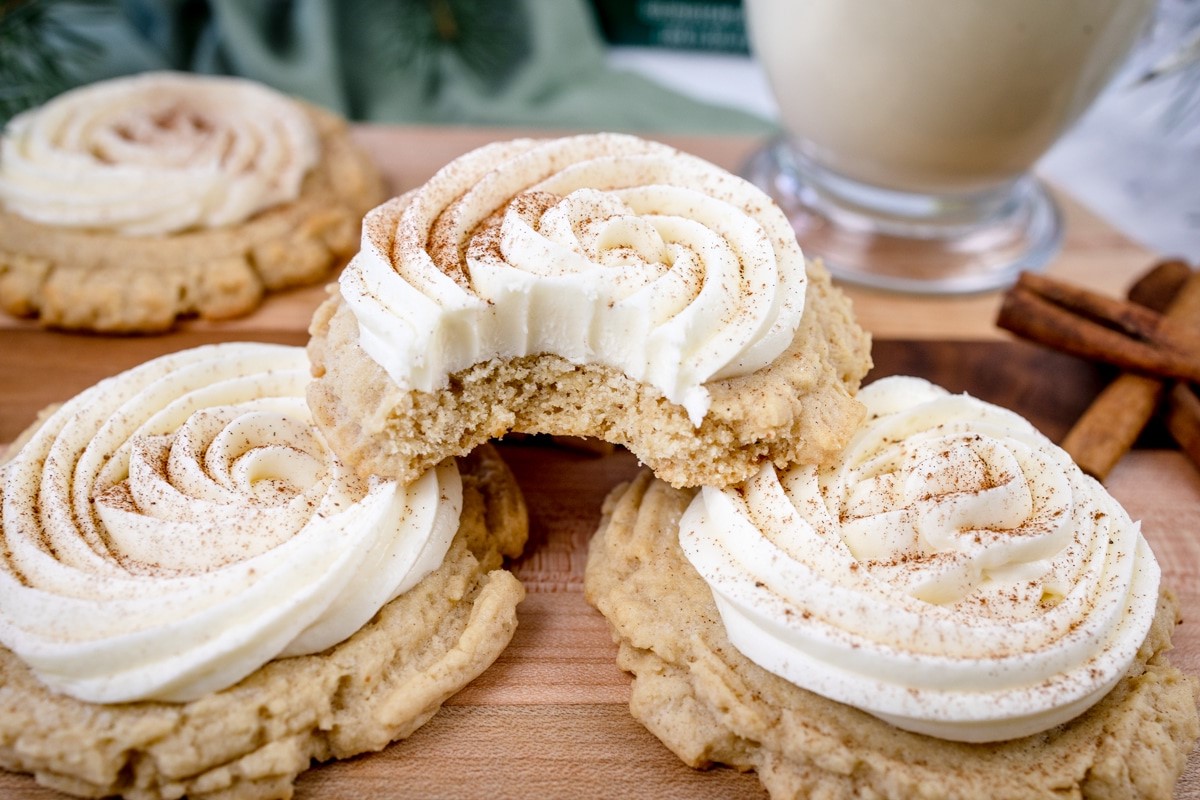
0 446 527 800
584 471 1200 800
0 105 384 333
308 259 872 489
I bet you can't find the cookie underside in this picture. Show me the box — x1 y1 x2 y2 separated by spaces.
307 258 872 490
0 445 527 800
0 104 385 333
584 470 1200 800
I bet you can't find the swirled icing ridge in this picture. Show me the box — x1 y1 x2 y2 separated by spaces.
340 133 807 425
0 72 318 235
680 375 1161 742
0 343 460 703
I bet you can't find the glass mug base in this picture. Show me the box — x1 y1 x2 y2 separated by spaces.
742 137 1063 295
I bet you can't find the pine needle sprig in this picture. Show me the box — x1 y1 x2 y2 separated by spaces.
0 0 104 125
365 0 532 99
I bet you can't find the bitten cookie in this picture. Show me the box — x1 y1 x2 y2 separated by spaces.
0 72 385 332
0 344 528 799
307 133 872 490
585 378 1200 799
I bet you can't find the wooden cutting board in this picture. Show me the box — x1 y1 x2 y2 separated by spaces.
0 125 1195 798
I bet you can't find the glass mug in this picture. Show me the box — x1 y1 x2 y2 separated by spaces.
741 0 1156 293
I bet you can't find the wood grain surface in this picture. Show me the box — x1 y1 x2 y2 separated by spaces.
0 126 1195 798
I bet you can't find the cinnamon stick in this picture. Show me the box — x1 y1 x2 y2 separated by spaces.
1060 373 1168 479
997 271 1200 383
1059 262 1200 479
1165 383 1200 472
1128 258 1191 311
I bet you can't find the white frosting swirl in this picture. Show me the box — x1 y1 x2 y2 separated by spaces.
341 133 806 425
0 343 460 703
680 376 1161 742
0 72 319 235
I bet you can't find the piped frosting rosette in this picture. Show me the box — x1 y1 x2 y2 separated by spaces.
0 343 460 704
680 375 1161 742
0 72 318 235
341 133 806 425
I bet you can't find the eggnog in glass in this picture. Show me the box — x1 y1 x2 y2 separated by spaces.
741 0 1155 293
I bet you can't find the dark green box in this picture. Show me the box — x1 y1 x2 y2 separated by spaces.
590 0 749 54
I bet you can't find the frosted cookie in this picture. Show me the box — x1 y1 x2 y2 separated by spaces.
308 133 872 489
585 377 1199 799
0 343 527 799
0 72 385 332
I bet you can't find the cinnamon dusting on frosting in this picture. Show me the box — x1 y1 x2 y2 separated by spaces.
341 132 808 426
0 343 463 704
680 375 1162 742
0 72 319 235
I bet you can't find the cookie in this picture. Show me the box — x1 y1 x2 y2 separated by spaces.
307 133 872 490
0 72 385 332
0 343 527 799
586 470 1198 799
585 377 1200 799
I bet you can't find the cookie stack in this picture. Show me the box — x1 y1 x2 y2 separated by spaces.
0 77 1196 800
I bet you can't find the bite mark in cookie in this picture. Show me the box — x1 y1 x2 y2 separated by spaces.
307 133 872 489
